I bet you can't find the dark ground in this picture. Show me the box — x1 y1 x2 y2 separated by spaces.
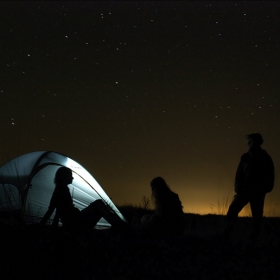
1 207 280 280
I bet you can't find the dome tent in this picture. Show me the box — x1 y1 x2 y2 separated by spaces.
0 151 126 226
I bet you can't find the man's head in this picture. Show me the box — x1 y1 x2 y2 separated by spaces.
246 133 263 148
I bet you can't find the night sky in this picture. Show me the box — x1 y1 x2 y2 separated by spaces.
1 1 280 216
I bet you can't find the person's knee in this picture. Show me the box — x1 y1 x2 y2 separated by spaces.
91 199 103 206
89 199 106 210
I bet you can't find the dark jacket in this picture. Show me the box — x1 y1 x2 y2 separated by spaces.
141 192 185 235
155 192 185 231
156 192 184 219
234 147 274 195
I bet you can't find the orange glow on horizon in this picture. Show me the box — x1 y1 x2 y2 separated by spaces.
181 202 280 217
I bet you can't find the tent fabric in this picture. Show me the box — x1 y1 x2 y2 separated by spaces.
0 151 126 226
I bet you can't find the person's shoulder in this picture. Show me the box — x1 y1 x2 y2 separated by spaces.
170 192 180 202
170 191 178 197
240 152 249 159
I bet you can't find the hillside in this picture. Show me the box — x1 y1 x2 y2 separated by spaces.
1 209 280 279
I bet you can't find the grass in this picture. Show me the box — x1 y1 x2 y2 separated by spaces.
1 205 280 279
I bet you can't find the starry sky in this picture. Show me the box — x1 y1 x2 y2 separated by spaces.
1 1 280 216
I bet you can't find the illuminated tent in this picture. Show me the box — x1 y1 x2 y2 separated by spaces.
0 151 126 226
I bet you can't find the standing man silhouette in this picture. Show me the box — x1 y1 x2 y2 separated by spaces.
224 133 274 236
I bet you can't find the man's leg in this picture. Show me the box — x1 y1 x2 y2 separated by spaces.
82 199 126 227
224 194 248 235
250 193 266 235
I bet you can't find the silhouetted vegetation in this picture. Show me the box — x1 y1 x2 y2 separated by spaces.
138 195 151 210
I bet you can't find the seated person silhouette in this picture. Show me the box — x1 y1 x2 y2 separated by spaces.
40 167 125 230
139 177 185 236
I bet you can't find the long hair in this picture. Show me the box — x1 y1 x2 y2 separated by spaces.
150 177 172 214
54 167 72 188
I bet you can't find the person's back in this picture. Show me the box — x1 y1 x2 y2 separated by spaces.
157 191 183 219
152 178 185 235
138 177 185 236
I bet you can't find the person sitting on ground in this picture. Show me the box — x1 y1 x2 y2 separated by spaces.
40 167 126 230
139 177 185 236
